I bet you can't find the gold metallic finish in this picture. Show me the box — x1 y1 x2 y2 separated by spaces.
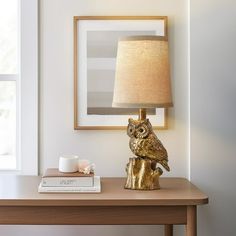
138 108 147 120
127 118 170 171
125 157 163 190
125 109 170 190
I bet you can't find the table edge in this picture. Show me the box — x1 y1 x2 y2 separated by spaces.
0 197 209 207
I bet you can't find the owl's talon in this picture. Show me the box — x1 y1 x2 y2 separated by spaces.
156 167 163 176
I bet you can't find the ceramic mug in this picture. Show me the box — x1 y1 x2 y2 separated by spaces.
59 155 79 173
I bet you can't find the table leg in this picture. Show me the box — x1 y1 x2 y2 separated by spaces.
186 205 197 236
164 224 173 236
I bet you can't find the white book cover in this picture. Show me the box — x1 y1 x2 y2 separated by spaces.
41 176 93 187
38 176 101 193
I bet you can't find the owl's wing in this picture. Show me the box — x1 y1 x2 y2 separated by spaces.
143 135 170 171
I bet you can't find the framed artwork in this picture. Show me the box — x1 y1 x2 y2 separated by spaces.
74 16 168 130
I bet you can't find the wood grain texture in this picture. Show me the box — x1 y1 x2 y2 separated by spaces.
73 15 78 130
186 205 197 236
0 177 207 230
165 224 173 236
0 177 208 206
0 177 208 207
0 206 186 225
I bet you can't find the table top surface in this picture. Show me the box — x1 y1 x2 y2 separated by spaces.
0 176 208 206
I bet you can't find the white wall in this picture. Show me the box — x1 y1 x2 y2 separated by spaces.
190 0 236 235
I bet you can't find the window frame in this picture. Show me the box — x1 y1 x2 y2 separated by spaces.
0 0 38 175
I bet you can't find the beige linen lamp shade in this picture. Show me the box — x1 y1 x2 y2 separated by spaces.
112 36 173 108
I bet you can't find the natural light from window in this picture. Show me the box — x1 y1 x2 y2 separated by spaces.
0 0 18 170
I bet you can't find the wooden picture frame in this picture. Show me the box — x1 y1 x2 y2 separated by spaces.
74 16 169 130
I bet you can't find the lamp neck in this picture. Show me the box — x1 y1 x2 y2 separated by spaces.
138 108 147 120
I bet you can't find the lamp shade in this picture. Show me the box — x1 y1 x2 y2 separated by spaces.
112 36 173 108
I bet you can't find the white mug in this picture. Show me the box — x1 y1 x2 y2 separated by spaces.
59 155 78 173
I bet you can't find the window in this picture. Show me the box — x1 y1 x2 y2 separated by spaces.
0 0 38 174
0 0 18 170
0 81 17 169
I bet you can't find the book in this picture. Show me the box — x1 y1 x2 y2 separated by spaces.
38 176 101 193
43 168 94 177
42 168 94 187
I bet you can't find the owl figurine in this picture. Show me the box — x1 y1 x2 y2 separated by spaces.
127 118 170 172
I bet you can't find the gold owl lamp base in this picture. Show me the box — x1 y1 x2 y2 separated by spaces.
112 36 173 190
124 108 169 190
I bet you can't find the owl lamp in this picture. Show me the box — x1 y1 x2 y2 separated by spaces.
112 36 173 190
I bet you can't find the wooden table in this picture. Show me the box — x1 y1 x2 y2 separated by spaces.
0 176 208 236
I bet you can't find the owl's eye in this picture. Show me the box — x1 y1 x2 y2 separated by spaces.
129 127 134 133
139 128 145 133
127 123 136 137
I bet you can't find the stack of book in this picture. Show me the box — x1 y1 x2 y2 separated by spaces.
38 168 101 193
